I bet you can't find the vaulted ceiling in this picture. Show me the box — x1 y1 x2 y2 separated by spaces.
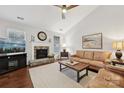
0 5 98 33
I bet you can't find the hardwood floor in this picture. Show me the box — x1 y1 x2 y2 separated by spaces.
0 67 33 88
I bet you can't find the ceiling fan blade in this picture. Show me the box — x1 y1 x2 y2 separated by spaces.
54 5 63 9
66 5 78 10
62 12 65 19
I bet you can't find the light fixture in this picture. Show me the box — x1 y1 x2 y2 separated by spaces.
62 8 67 13
112 41 124 59
62 43 67 52
17 16 24 20
55 5 78 19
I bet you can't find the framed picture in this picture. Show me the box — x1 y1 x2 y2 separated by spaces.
0 28 26 53
7 29 26 42
82 33 102 49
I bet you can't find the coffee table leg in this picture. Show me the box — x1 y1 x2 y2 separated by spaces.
86 68 88 76
60 64 62 71
77 72 80 82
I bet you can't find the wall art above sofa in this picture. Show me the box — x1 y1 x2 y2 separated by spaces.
82 33 102 49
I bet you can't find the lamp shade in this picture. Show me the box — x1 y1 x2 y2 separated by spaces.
62 43 66 48
112 41 124 50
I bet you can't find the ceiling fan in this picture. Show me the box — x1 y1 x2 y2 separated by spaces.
55 5 78 19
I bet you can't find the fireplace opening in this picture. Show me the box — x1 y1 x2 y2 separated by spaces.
36 49 48 59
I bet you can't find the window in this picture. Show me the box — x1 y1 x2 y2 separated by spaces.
54 36 60 53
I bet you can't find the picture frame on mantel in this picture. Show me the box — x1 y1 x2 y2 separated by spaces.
82 33 103 49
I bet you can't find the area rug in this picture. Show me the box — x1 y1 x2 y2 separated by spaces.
29 62 96 88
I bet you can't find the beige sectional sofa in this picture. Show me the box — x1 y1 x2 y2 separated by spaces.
71 50 112 71
71 50 124 88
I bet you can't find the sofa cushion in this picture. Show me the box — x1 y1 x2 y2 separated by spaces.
76 50 84 58
94 51 111 62
88 60 105 68
84 51 93 60
79 59 91 64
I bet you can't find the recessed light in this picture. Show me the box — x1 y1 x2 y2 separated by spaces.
17 16 24 20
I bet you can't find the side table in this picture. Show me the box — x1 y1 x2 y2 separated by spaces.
111 59 124 66
60 52 69 60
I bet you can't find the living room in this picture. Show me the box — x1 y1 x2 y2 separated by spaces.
0 1 124 92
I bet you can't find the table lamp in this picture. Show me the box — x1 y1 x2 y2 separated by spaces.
62 43 66 52
112 41 124 59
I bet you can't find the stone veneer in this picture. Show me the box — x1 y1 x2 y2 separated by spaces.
34 46 49 59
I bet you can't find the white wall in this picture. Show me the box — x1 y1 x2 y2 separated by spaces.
0 18 62 64
65 6 124 54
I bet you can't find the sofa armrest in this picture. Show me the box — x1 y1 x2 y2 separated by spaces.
70 54 77 57
104 59 111 64
105 65 124 76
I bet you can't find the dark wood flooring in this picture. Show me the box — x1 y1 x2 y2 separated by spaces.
0 67 33 88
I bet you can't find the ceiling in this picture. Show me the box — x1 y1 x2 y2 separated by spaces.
0 5 98 33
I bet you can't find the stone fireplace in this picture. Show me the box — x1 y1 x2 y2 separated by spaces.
34 46 49 59
30 46 54 67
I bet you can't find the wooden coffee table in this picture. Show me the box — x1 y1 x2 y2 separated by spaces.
58 61 89 82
